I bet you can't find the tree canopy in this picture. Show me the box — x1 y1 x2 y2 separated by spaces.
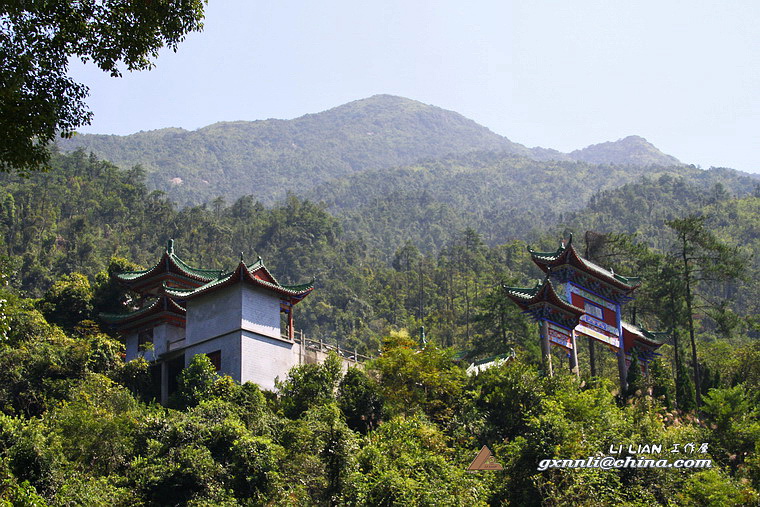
0 0 206 173
0 149 758 504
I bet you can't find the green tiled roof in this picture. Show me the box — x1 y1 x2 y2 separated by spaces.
472 352 513 366
622 321 665 346
170 253 225 279
527 246 565 262
115 239 224 284
100 296 186 324
246 257 281 286
280 281 317 292
114 240 313 309
163 260 314 301
579 257 641 286
529 234 640 290
503 276 584 316
503 283 540 300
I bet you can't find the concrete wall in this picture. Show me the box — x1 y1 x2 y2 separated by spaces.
124 325 185 362
125 332 138 361
186 285 242 345
186 284 282 344
149 280 360 395
300 347 358 372
239 330 299 391
241 285 281 339
184 332 242 382
151 323 185 356
152 325 167 356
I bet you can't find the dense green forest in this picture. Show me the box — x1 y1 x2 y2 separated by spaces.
307 151 756 256
1 150 759 504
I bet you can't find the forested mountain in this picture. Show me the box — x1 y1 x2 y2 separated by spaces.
57 95 522 205
569 135 682 166
58 95 686 205
2 150 758 348
568 171 760 250
307 151 756 257
2 150 760 505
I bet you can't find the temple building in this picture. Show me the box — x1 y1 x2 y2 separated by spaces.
101 240 342 403
504 234 663 392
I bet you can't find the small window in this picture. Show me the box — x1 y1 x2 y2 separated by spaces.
207 350 221 372
138 328 154 349
583 301 604 320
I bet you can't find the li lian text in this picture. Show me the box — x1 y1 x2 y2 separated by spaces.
609 443 708 454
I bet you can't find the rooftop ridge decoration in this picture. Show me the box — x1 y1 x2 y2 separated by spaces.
115 239 225 288
527 233 641 293
163 260 314 301
504 275 585 314
100 295 187 331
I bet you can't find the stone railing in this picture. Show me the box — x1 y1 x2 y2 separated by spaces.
282 329 373 362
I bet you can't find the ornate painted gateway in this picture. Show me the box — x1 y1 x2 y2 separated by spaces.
504 234 664 392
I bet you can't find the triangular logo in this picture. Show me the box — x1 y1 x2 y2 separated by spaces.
467 445 503 471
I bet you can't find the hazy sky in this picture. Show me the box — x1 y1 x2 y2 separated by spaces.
68 1 759 173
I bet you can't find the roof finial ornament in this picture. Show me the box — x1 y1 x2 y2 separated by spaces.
240 252 244 263
167 238 174 255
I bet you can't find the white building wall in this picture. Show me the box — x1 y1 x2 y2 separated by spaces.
125 324 185 361
165 324 185 350
184 332 242 382
125 332 138 361
241 286 281 339
167 281 309 392
240 330 300 391
152 324 169 356
186 285 242 345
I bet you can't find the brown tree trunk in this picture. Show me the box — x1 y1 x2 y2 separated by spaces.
682 240 701 407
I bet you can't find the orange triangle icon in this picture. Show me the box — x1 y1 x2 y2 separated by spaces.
467 445 503 471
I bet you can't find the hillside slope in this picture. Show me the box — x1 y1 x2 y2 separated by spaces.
569 135 681 166
58 95 524 204
58 95 684 205
306 152 755 256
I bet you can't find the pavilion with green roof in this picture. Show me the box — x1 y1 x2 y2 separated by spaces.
114 239 225 295
102 239 317 401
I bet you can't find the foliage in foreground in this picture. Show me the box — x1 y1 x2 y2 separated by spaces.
0 150 758 504
0 283 759 505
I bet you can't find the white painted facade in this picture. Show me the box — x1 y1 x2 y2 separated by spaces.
186 285 243 345
123 279 356 403
241 286 281 339
240 330 300 391
184 332 242 379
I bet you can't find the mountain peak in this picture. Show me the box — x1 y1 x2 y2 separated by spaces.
57 96 685 205
570 136 682 166
306 94 433 118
